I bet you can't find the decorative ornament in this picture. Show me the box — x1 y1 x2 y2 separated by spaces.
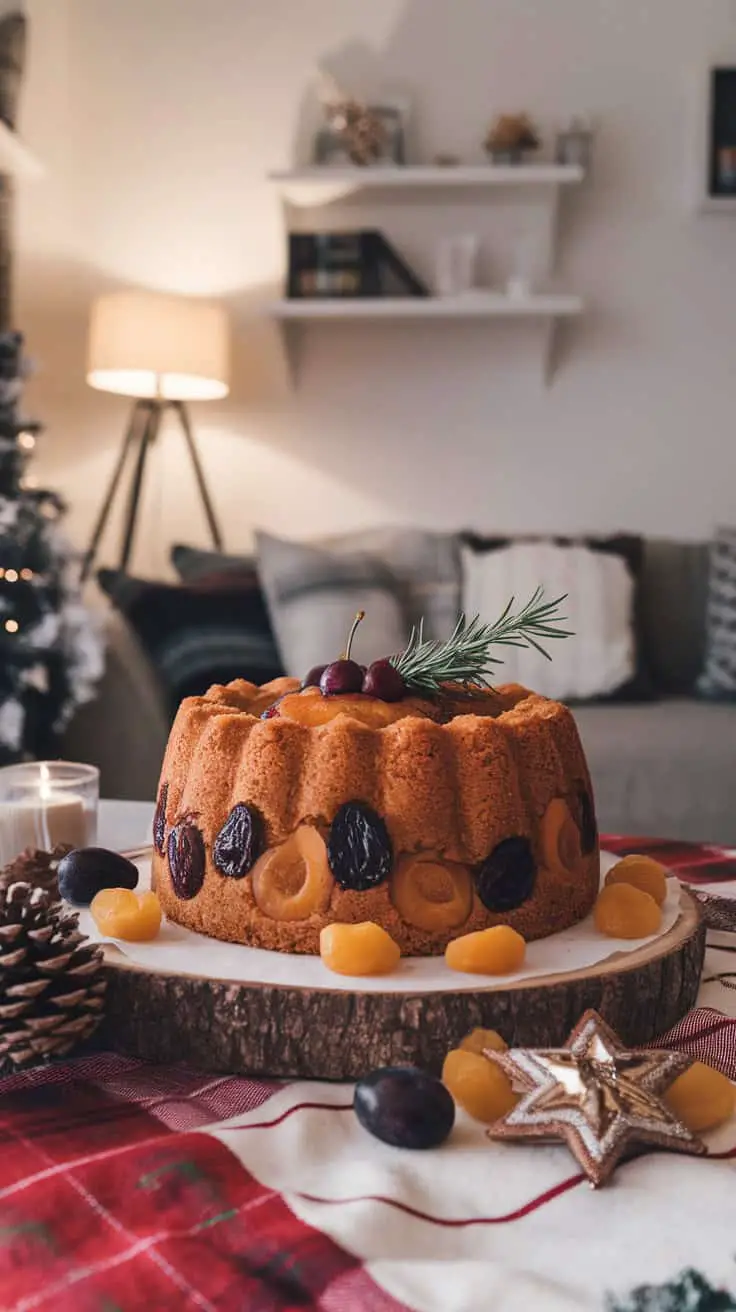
0 880 106 1071
327 98 387 165
485 1010 706 1187
484 113 540 163
317 70 388 166
0 842 72 895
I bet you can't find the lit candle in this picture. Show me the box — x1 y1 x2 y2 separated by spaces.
0 763 90 866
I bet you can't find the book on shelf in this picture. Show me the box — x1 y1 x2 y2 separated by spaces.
287 230 429 299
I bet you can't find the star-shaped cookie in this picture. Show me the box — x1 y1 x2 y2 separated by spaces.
486 1010 706 1187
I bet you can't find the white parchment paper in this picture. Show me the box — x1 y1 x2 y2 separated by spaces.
77 851 683 994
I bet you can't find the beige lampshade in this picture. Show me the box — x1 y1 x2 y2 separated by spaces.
87 291 230 401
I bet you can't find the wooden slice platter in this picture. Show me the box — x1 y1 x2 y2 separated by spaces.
97 886 705 1081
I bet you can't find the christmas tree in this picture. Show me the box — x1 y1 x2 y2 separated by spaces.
0 331 102 762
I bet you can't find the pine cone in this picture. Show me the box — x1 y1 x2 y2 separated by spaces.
0 881 106 1071
0 843 73 896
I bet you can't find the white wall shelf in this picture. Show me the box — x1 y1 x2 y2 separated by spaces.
267 294 583 385
268 161 586 386
269 163 584 207
269 292 582 320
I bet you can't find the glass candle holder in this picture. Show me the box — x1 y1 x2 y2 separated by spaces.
0 761 99 866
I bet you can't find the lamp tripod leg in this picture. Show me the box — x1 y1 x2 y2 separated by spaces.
81 400 147 582
119 401 161 572
174 400 224 550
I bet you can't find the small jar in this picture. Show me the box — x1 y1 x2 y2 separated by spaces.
555 117 593 171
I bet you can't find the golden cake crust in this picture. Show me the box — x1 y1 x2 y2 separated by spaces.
151 678 600 955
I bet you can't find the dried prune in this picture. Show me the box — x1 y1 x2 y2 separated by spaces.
167 822 205 900
354 1067 455 1149
327 801 392 891
475 837 536 912
578 788 598 855
213 803 264 879
153 783 168 856
58 847 138 907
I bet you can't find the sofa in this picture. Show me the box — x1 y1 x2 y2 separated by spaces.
64 536 736 848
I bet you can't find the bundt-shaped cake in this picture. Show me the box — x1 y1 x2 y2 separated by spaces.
151 676 600 955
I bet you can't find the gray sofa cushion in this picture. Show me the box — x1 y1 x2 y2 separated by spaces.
255 527 461 677
639 540 709 693
255 531 407 677
697 525 736 699
572 698 736 845
326 527 462 641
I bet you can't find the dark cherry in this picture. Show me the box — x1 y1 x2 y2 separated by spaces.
302 664 327 689
578 788 598 855
320 659 364 696
475 836 537 912
362 658 407 702
213 803 264 879
167 822 206 900
327 801 393 891
58 847 138 907
354 1067 455 1150
319 610 366 697
261 698 283 719
153 782 168 855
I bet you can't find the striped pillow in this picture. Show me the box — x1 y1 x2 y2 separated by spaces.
461 540 636 701
254 528 461 678
697 527 736 699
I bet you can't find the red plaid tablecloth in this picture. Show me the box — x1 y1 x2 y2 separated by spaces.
1 837 735 1312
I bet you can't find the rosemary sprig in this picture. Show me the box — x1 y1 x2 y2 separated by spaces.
391 588 573 695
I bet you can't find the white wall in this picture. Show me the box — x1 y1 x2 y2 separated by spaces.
12 0 736 575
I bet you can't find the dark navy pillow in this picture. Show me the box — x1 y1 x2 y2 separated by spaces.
98 569 283 712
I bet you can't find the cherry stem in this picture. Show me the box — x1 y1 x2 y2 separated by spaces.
342 610 365 661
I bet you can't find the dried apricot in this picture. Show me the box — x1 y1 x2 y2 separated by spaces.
665 1061 736 1132
442 1048 518 1122
391 855 473 931
593 882 661 939
320 922 401 976
458 1027 508 1055
445 925 526 975
91 888 162 941
541 798 582 877
252 826 332 921
604 855 668 907
278 690 403 728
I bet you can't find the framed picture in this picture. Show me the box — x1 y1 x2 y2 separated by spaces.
688 63 736 212
312 102 407 168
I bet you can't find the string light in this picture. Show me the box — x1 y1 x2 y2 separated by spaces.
4 619 18 633
4 569 18 583
19 568 33 581
17 431 35 451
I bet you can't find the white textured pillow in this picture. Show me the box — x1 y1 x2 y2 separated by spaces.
461 541 635 701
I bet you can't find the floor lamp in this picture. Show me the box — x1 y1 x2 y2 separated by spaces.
82 291 230 581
